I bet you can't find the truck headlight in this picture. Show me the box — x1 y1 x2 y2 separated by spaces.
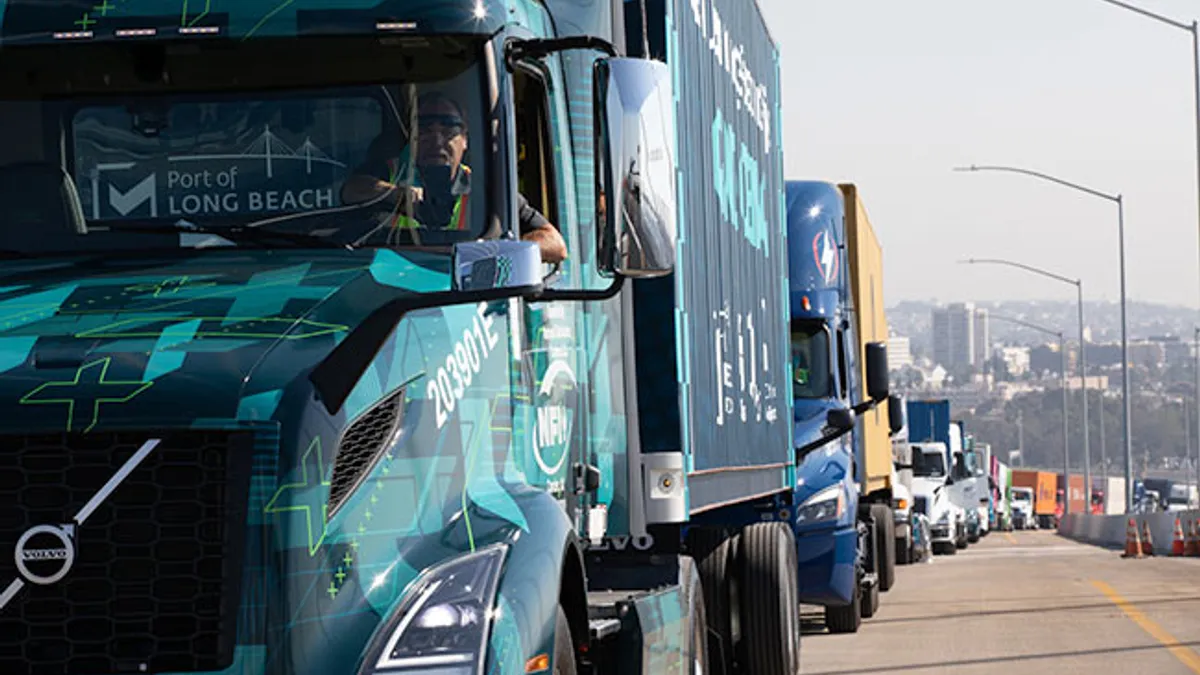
796 485 846 524
359 544 507 674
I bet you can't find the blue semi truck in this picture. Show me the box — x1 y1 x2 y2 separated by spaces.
785 181 902 634
0 0 810 674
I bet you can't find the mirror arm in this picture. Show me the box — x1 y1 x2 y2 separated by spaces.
505 36 618 69
794 423 853 462
538 274 625 302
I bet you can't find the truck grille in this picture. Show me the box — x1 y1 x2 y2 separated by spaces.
913 496 928 515
0 430 254 675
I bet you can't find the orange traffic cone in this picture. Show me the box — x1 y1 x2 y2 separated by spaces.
1170 518 1186 556
1186 519 1200 557
1122 518 1144 558
1141 520 1156 556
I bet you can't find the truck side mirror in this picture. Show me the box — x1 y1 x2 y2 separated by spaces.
594 57 676 279
452 240 544 291
887 393 904 434
826 407 855 433
865 341 889 402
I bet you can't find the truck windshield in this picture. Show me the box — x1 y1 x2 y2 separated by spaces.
792 322 832 398
0 41 490 256
913 450 946 477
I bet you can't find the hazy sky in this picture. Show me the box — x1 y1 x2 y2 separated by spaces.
758 0 1200 309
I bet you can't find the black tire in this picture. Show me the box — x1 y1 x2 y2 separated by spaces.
737 522 801 675
824 575 862 634
553 606 577 675
871 505 896 592
895 535 910 566
687 568 710 675
864 581 883 619
687 528 737 675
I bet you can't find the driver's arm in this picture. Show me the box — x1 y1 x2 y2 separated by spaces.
518 193 566 263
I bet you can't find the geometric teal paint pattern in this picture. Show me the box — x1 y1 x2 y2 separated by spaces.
143 318 202 380
264 436 331 556
18 357 154 432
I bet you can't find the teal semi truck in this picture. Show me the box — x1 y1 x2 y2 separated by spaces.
0 0 799 674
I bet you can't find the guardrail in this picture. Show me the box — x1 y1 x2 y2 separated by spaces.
1058 510 1200 550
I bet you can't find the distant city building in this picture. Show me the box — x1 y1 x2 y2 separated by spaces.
1129 340 1165 369
1065 375 1109 391
932 302 977 372
996 346 1031 377
887 336 913 371
973 308 990 369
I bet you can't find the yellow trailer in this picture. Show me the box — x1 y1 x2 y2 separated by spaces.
839 183 891 497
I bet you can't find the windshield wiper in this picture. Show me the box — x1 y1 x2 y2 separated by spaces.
111 222 351 250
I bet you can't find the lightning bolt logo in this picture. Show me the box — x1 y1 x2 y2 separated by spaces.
812 230 839 285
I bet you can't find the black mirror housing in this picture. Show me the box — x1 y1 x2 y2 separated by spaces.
826 407 856 433
865 341 889 402
887 393 904 434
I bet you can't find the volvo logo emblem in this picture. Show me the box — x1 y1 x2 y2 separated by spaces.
15 525 76 586
0 438 162 612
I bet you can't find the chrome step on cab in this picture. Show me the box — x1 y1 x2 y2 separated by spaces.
589 618 621 640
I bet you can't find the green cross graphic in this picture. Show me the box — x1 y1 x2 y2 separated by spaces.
127 276 216 298
335 568 346 583
93 1 115 16
21 358 153 433
326 582 338 599
264 437 331 556
75 13 96 29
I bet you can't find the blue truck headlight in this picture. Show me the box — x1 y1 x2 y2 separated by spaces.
796 485 845 524
360 544 507 674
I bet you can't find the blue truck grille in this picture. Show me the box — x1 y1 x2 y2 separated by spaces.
0 430 254 675
913 496 928 515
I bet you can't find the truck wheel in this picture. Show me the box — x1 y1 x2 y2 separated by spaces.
824 572 862 634
896 532 911 565
687 528 737 675
554 605 577 675
737 522 801 675
685 561 710 675
871 505 896 592
860 580 879 619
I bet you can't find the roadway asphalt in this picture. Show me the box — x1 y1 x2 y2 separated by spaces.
798 528 1200 674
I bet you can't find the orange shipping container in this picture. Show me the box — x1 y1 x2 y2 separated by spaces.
1012 469 1057 516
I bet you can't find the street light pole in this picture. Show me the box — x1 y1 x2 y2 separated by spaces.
990 312 1072 515
1092 0 1200 512
954 164 1134 514
959 258 1091 505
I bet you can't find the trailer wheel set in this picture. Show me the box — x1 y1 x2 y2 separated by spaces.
686 524 803 675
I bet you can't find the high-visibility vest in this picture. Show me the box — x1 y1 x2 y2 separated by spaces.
385 160 471 231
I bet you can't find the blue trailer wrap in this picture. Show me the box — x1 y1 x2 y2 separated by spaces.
634 0 792 514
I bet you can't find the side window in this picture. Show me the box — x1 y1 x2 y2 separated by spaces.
836 328 849 399
512 66 559 228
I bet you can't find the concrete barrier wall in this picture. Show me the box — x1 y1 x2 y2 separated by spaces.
1057 510 1200 551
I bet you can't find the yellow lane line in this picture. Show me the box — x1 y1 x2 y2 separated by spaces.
1092 580 1200 674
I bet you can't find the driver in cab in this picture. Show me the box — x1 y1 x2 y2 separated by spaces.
341 91 567 264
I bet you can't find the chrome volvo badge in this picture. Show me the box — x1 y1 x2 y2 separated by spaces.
1 438 161 612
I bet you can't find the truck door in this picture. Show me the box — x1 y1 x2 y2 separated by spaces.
510 60 589 523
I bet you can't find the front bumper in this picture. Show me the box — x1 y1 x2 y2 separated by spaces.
929 521 956 544
795 524 858 606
